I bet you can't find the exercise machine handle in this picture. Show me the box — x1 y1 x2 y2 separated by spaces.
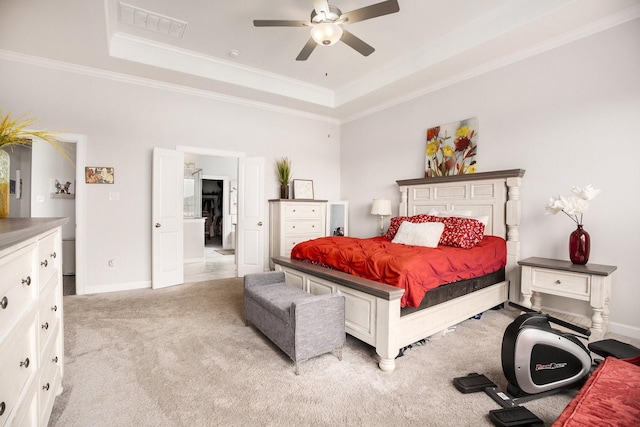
509 302 591 337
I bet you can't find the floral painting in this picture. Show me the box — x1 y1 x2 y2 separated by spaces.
425 117 478 177
85 167 114 184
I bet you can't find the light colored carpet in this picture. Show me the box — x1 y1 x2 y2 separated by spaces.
50 278 581 427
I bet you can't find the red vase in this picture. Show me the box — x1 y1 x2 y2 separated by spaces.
569 225 590 265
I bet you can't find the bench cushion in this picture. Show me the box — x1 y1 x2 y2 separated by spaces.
246 283 315 325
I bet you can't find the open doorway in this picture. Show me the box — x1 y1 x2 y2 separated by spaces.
182 151 238 283
12 134 86 295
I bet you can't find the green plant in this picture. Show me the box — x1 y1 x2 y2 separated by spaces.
0 110 73 164
275 157 292 186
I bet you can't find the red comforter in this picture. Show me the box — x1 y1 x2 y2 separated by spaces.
290 236 507 308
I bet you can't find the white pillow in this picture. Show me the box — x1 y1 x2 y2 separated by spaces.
392 221 445 248
428 209 489 232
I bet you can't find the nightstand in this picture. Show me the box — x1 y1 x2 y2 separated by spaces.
519 257 617 341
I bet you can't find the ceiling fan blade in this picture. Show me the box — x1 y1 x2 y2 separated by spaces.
253 19 308 27
342 0 399 24
340 30 375 56
296 38 317 61
312 0 331 16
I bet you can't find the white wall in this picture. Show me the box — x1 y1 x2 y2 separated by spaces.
341 19 640 337
0 56 341 294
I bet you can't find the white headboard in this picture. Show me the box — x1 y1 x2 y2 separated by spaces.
396 169 525 301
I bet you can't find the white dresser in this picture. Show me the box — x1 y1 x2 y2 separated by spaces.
269 200 327 269
0 218 67 427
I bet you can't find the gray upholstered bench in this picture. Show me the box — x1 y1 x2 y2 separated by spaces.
243 271 345 374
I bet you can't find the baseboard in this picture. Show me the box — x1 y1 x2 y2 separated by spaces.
609 321 640 341
82 280 150 295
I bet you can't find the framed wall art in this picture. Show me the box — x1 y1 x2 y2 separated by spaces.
425 117 478 177
292 179 314 200
85 167 114 184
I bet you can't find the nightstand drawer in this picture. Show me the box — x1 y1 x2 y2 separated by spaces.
532 269 590 300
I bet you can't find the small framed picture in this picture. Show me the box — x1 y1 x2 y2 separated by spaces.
85 167 114 184
293 179 314 200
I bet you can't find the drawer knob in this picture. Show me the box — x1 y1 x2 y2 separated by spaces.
0 296 7 310
51 305 58 312
0 401 5 416
42 322 49 330
52 356 59 364
292 225 296 228
50 251 57 259
20 357 30 368
43 383 50 391
22 276 31 286
555 280 562 284
41 259 48 267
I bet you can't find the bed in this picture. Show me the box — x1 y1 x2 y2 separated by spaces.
272 169 525 371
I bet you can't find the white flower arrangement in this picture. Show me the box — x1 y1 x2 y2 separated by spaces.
545 185 600 226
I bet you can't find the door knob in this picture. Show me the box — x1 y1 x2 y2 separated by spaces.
257 221 263 226
155 223 161 228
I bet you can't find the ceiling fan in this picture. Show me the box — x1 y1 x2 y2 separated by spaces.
253 0 400 61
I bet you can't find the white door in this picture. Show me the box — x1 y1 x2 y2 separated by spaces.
152 147 184 289
236 157 265 276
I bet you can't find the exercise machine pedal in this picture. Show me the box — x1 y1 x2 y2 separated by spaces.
489 406 543 427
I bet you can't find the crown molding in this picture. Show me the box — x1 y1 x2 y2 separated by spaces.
109 32 334 108
0 49 339 124
341 4 640 123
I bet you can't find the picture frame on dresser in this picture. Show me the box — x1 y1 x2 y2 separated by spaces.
292 179 314 200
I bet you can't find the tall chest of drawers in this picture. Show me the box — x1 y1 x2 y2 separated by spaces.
0 219 66 427
269 200 327 269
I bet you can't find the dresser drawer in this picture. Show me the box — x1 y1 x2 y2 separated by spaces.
0 244 37 338
531 268 590 300
283 203 323 219
4 379 37 427
38 279 62 350
0 316 37 425
38 232 59 289
38 323 63 425
284 219 323 235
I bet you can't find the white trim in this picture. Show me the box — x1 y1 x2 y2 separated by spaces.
109 32 334 107
84 280 150 295
609 321 640 341
176 145 246 158
341 4 640 123
0 49 336 124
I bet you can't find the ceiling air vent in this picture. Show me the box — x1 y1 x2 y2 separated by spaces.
119 2 187 39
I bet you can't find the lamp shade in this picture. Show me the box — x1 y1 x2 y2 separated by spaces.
371 199 392 216
310 22 343 46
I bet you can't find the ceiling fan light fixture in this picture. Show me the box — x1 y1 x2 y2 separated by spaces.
310 22 343 46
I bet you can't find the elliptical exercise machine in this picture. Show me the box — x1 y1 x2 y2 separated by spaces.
454 302 640 426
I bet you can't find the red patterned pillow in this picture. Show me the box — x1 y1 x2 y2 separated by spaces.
385 214 485 248
431 216 485 248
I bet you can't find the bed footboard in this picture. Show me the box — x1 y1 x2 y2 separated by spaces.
273 256 508 372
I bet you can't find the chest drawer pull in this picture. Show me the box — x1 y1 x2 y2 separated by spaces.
42 322 49 330
52 356 59 364
22 276 31 286
20 357 30 368
41 259 48 267
52 305 58 312
42 383 50 391
0 401 5 416
50 251 57 259
1 296 7 309
555 280 562 284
